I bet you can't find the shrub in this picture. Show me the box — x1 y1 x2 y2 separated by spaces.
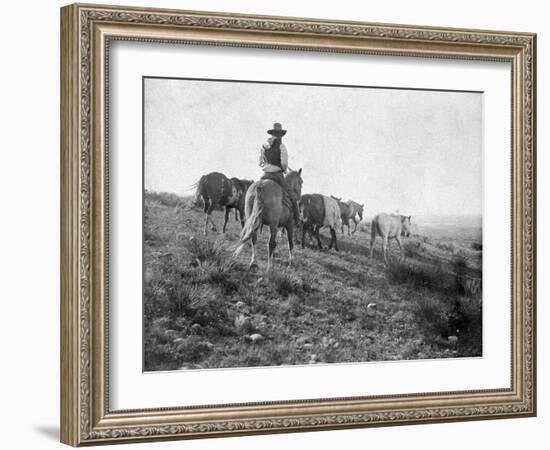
412 292 482 354
143 279 166 318
403 240 423 258
300 272 318 293
237 283 258 308
451 257 482 300
267 269 302 297
413 295 452 338
386 260 443 289
349 270 369 289
460 276 482 299
196 260 238 294
184 236 226 268
168 283 200 315
386 258 479 300
186 290 230 329
436 241 456 252
288 294 304 316
326 295 358 322
453 296 482 356
267 342 297 366
357 222 370 233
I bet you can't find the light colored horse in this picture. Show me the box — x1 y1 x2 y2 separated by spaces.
233 170 303 271
330 196 353 235
369 213 412 263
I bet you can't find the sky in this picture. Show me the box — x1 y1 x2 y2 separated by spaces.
144 77 482 217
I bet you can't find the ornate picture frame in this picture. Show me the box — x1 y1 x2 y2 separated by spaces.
60 3 536 446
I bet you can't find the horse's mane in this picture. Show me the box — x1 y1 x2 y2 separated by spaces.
230 177 253 192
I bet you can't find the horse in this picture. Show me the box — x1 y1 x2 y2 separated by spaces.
369 213 412 263
193 172 253 235
225 178 254 232
346 200 365 234
330 196 354 235
233 169 303 270
299 194 341 251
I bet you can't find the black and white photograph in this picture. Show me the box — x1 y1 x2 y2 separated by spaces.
143 77 483 371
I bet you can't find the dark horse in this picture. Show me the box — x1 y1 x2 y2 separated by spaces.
194 172 253 235
234 169 303 270
299 194 340 251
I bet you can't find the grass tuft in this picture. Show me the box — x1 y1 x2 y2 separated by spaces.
267 269 303 297
184 236 226 268
413 295 452 338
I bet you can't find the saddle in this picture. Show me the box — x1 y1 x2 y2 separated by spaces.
260 172 295 211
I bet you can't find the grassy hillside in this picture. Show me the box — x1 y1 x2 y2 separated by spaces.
144 191 482 371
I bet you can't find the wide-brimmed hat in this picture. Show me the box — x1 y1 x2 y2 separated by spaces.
267 122 287 137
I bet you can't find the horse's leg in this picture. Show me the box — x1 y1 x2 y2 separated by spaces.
222 206 230 233
286 224 294 266
267 224 278 271
369 238 374 258
207 205 217 232
315 225 323 250
382 236 389 264
396 236 404 261
239 208 245 228
203 199 210 236
301 224 306 249
352 216 358 234
330 228 339 251
328 227 336 250
369 228 376 258
210 217 216 232
249 232 258 269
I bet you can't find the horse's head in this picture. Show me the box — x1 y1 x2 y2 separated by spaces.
285 168 303 200
358 204 364 220
401 215 412 237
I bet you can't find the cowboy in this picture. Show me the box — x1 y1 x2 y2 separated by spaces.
259 122 300 225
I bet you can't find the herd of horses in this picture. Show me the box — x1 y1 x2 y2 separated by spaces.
193 171 413 270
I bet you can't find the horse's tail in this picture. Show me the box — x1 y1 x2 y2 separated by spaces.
370 217 377 242
192 176 206 206
233 186 264 256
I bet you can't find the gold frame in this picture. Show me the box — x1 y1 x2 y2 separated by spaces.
60 3 537 446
